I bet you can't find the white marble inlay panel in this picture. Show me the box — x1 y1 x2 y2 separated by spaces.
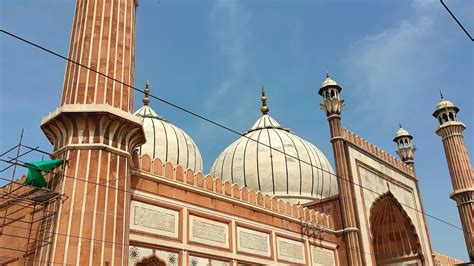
130 201 179 238
311 246 335 266
236 227 271 257
189 215 229 248
276 236 305 264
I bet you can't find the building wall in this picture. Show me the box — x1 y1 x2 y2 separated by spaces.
433 252 465 265
129 156 340 265
344 139 433 265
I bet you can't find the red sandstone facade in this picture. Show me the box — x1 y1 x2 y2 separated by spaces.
433 98 474 262
0 0 471 265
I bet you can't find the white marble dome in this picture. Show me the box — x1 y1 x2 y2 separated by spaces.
210 113 338 203
135 103 203 173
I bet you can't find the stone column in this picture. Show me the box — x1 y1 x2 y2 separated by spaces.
318 74 364 265
60 0 138 112
37 0 145 265
436 122 474 261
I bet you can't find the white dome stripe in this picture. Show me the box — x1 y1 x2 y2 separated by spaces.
272 129 290 194
242 130 257 187
266 129 276 194
297 135 316 195
168 121 181 165
230 136 245 184
157 119 169 162
210 114 337 203
255 128 265 191
281 129 303 195
135 105 203 173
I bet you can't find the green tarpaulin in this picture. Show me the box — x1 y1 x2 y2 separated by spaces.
23 160 64 188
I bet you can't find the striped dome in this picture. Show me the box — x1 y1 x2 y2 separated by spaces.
135 105 203 172
210 114 338 203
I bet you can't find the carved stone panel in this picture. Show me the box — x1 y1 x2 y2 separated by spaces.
130 201 179 238
129 246 179 266
236 227 271 257
276 236 306 264
189 215 229 249
311 246 335 266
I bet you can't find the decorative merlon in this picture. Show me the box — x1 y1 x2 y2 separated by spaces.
343 129 415 177
135 154 334 230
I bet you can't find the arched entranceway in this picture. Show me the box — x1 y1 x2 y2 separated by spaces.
369 192 422 265
136 255 166 266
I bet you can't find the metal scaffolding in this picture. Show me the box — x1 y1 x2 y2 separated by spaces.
0 130 66 264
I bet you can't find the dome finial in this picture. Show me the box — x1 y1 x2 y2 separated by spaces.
439 89 444 100
326 71 330 78
399 121 402 128
260 84 269 115
143 79 150 106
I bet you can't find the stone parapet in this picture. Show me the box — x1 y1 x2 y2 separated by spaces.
134 154 335 231
343 129 415 177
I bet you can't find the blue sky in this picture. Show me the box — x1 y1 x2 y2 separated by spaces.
1 0 473 261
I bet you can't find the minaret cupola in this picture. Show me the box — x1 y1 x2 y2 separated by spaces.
432 91 460 126
393 124 416 166
319 72 344 116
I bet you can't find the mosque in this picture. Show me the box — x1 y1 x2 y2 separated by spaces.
0 0 472 265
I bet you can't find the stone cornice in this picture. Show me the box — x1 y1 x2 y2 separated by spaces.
41 104 145 153
41 104 143 126
435 121 466 140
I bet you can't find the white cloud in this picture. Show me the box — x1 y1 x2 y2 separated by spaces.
205 0 252 115
342 0 453 120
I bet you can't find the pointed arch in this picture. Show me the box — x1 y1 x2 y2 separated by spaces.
136 255 166 266
369 192 421 265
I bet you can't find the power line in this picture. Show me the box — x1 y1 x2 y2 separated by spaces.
440 0 473 41
0 29 469 235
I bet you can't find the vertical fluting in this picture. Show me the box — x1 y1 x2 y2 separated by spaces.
437 124 474 261
328 116 364 265
60 0 137 113
38 1 143 265
42 149 131 266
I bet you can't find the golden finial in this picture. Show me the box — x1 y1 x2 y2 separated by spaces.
143 79 150 106
260 84 269 115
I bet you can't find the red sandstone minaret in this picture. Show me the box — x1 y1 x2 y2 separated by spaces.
319 73 364 265
38 0 145 265
433 93 474 262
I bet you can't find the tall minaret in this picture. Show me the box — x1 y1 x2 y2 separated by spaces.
393 124 416 167
393 125 436 262
39 0 145 265
319 73 364 265
433 93 474 261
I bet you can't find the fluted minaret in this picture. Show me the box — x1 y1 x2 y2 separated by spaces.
38 0 145 265
319 72 364 265
393 124 416 166
433 93 474 261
